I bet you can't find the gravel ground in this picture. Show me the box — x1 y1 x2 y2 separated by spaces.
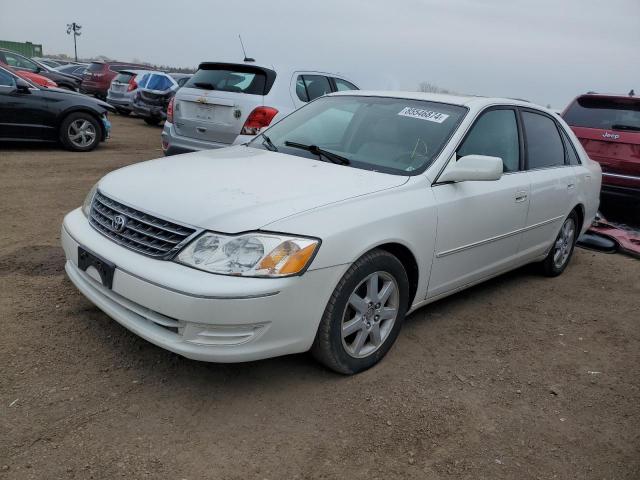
1 115 639 479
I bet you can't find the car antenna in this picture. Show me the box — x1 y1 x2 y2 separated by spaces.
239 35 255 63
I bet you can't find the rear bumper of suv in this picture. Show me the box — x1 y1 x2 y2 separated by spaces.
601 172 640 201
161 121 233 155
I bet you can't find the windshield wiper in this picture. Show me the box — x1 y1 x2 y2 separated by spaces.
261 133 278 152
284 141 350 165
193 82 215 90
611 124 640 132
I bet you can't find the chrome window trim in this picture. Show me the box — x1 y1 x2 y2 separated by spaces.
435 215 564 258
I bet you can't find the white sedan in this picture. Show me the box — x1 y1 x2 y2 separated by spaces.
61 91 601 374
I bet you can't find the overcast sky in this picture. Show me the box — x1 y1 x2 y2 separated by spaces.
1 0 638 107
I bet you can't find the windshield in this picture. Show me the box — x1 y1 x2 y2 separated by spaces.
184 65 268 95
564 96 640 131
248 95 467 175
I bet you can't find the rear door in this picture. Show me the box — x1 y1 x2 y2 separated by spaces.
519 109 577 258
173 63 273 145
563 96 640 195
291 74 333 109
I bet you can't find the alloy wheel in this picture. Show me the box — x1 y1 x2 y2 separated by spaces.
341 271 399 358
68 119 97 148
553 217 576 269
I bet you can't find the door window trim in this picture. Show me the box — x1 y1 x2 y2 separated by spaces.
433 105 524 186
518 107 573 171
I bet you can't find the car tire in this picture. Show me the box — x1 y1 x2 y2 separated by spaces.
59 112 102 152
117 108 130 116
540 210 579 277
311 249 409 374
144 117 161 126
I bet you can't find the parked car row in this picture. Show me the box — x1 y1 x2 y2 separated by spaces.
0 48 81 91
0 65 113 151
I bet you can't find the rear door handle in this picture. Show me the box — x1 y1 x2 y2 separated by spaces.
196 127 206 133
567 183 576 189
515 191 528 203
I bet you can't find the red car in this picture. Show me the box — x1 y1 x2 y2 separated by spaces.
0 61 57 88
563 92 640 201
80 61 151 99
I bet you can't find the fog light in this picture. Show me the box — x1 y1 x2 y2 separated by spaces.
183 323 268 346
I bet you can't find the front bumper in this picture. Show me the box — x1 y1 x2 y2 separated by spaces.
62 208 346 362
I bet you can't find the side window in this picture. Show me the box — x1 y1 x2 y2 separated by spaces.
4 53 38 72
177 77 189 87
559 128 581 165
522 111 566 169
296 75 332 103
457 109 520 172
0 69 16 87
334 78 358 91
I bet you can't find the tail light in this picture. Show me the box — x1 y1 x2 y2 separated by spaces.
167 97 175 123
240 107 278 135
127 76 138 92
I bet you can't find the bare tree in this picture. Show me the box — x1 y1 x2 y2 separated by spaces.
417 82 454 94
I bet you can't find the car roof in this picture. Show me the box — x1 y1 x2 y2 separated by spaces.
328 90 541 109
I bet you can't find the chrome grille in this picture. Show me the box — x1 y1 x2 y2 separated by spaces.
89 191 198 259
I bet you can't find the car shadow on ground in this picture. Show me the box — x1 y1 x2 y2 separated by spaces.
64 260 539 388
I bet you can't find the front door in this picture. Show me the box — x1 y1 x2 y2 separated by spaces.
428 107 530 298
0 70 45 140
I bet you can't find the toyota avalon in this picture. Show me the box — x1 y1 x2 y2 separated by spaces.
62 91 601 374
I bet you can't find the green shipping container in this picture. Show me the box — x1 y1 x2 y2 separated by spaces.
0 40 43 58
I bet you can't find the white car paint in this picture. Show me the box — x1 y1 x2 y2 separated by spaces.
62 91 601 364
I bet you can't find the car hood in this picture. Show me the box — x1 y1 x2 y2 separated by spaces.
40 88 114 110
98 146 408 233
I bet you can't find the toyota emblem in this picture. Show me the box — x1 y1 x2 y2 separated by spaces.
112 214 127 233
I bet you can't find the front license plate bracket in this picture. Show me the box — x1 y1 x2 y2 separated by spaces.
77 246 115 289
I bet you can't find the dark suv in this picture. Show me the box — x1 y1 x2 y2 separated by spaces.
563 93 640 201
81 61 151 99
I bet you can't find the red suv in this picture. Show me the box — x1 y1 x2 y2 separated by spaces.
81 61 150 99
563 93 640 201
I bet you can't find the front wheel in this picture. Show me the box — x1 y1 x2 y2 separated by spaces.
541 211 578 276
311 249 409 374
59 112 101 152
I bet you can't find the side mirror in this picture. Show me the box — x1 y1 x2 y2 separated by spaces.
14 78 32 94
439 154 503 183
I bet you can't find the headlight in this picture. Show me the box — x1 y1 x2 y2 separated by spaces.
176 232 320 277
82 183 98 217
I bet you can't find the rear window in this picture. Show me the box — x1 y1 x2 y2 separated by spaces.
114 72 134 83
87 62 104 73
184 64 273 95
563 96 640 132
138 73 174 91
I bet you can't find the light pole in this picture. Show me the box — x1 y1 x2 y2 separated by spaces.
66 23 82 62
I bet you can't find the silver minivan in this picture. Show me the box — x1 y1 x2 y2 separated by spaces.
161 61 358 155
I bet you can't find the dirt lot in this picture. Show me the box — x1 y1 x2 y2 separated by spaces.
1 116 639 479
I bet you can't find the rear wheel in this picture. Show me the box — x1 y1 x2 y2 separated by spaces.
144 117 161 126
311 249 409 374
541 211 578 276
59 112 101 152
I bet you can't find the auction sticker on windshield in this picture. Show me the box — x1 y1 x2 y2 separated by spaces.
398 107 449 123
